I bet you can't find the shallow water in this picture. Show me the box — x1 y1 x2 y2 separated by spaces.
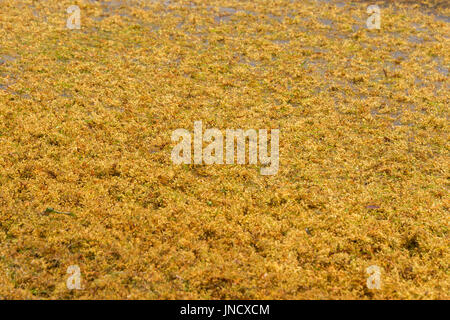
0 55 17 64
408 35 424 44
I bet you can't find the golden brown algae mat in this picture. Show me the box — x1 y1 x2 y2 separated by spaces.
0 0 448 299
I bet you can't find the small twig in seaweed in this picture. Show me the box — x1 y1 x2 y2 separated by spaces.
42 207 75 217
